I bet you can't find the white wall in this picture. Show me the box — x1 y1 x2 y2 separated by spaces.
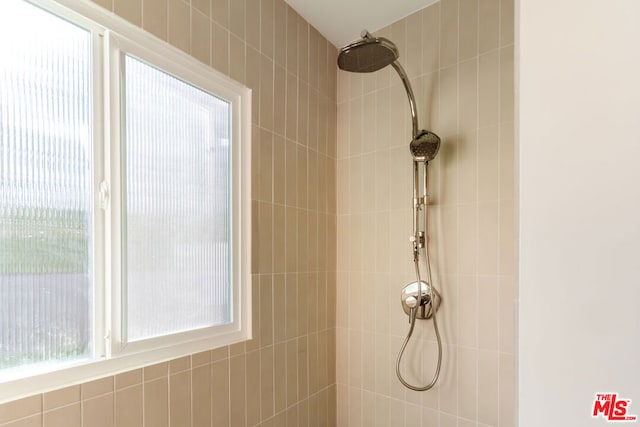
518 0 640 425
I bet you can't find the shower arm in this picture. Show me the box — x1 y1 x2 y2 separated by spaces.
390 61 419 138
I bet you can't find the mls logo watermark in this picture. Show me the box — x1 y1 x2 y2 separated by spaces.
592 393 637 422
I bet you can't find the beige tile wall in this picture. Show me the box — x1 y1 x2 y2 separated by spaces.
0 0 337 426
335 0 515 426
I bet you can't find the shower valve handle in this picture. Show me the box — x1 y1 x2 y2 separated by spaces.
405 295 418 309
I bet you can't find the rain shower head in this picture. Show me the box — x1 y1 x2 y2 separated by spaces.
337 31 398 73
410 130 441 162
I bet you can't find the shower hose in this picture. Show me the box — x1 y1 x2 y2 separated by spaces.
395 163 443 391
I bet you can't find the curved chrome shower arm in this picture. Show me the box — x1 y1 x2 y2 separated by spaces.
390 61 419 138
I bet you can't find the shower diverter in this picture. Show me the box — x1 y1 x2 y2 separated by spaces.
401 281 441 319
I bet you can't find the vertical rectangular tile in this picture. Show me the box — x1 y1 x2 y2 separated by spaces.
168 0 190 53
191 9 211 65
298 82 310 146
286 73 298 140
297 17 309 83
440 0 459 68
458 348 477 420
478 350 499 426
260 56 275 131
169 371 191 427
230 0 245 38
499 354 515 427
439 345 458 416
286 339 299 406
274 66 287 136
143 0 167 40
479 0 499 53
286 6 298 75
246 0 260 50
405 11 423 78
458 130 478 205
258 202 273 273
247 275 261 351
478 202 499 275
500 45 515 122
478 126 499 202
212 21 230 75
499 200 515 277
260 0 274 58
296 338 309 400
260 275 274 346
273 206 286 275
114 0 141 26
308 333 318 394
246 351 262 426
212 0 229 28
459 0 478 61
458 205 478 276
83 393 114 427
211 360 229 427
439 65 458 138
500 0 514 46
115 385 143 427
478 50 499 127
274 0 287 66
422 2 440 73
297 273 309 336
274 342 287 413
260 346 275 420
499 276 516 354
230 355 247 427
478 276 499 351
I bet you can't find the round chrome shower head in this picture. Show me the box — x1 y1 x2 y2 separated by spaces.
337 31 399 73
410 130 441 162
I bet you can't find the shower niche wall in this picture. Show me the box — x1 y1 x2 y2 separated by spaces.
334 0 515 425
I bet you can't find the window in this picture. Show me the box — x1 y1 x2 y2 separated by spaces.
122 55 232 342
0 0 251 400
0 0 93 372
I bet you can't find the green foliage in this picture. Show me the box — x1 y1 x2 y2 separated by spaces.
1 342 89 370
0 208 89 274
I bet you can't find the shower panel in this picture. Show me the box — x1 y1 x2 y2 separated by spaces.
338 30 442 391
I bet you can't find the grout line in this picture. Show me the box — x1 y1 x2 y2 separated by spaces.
473 0 482 423
496 1 505 425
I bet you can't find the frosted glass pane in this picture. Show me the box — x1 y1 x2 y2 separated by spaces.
0 1 92 370
124 55 231 342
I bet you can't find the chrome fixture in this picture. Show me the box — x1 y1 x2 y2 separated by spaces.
401 280 441 318
338 30 443 392
410 130 441 163
338 31 441 158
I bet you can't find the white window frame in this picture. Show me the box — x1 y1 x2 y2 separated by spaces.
0 0 251 403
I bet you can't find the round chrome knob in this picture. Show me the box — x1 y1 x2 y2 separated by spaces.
405 295 418 308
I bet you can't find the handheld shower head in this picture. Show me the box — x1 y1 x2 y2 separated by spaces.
410 130 441 162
